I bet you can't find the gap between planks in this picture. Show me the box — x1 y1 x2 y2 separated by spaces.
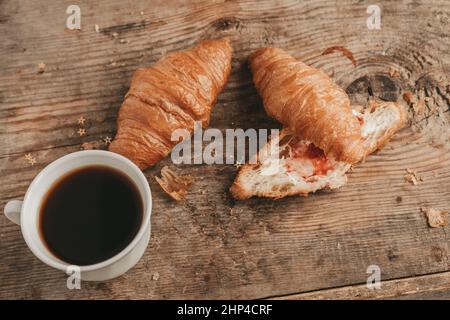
266 270 450 300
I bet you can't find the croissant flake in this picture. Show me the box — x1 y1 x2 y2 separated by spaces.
155 166 194 201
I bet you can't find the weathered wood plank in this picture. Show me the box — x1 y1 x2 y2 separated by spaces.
1 0 449 299
270 271 450 300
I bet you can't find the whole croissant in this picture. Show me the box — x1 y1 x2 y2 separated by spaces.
249 47 365 163
109 38 232 169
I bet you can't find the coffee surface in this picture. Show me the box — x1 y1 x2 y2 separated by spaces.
39 165 143 266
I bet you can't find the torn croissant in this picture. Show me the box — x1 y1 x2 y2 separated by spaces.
109 38 232 170
155 166 194 201
231 46 407 200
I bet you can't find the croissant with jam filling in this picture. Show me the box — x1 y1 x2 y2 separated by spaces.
230 48 406 199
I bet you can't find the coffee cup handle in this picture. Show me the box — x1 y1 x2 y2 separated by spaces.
4 200 22 225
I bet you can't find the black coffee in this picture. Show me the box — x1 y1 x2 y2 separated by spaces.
39 165 143 266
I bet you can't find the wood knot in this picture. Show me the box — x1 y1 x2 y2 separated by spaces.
346 74 400 102
211 16 241 31
431 246 445 263
387 249 400 262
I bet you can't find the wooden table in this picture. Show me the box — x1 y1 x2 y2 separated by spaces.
1 0 449 299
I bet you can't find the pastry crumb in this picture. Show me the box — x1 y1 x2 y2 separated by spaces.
81 140 103 150
37 62 46 74
404 168 420 185
94 24 100 33
421 207 448 228
413 99 426 115
152 272 160 281
404 173 418 185
155 166 194 201
389 67 400 77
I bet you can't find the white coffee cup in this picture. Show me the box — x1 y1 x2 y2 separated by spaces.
3 150 152 281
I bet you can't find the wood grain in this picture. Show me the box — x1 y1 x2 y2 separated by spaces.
0 0 449 299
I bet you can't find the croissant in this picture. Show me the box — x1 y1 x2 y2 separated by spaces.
249 47 365 164
109 38 232 169
230 47 407 199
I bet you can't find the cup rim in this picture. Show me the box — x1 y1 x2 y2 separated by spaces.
21 150 152 273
